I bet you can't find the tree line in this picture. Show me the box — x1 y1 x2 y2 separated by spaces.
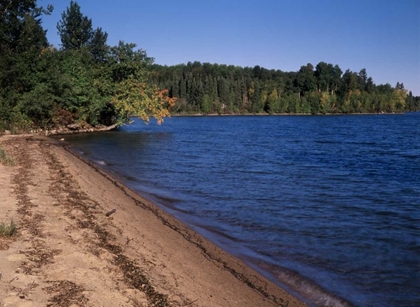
150 62 419 115
0 0 174 132
1 1 419 133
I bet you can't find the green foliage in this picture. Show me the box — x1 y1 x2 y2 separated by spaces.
0 0 52 52
0 1 418 132
150 62 417 115
201 94 212 114
56 1 109 62
296 64 317 95
90 27 109 62
112 78 175 124
57 0 93 50
0 148 15 166
0 1 174 131
0 0 55 130
104 41 175 124
266 89 279 113
0 220 17 236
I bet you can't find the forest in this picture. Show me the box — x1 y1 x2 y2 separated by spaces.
1 1 419 132
0 0 174 133
150 63 420 115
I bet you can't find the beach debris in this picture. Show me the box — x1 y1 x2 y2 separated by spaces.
45 280 89 306
105 209 116 217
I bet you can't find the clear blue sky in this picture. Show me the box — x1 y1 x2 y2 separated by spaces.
39 0 420 95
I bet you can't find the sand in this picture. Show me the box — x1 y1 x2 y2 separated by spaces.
0 135 307 307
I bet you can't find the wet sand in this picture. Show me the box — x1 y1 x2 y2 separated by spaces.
0 135 307 307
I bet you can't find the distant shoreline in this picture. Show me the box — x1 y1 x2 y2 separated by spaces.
171 111 406 117
0 111 410 137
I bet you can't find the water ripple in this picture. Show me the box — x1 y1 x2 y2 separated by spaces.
62 114 420 307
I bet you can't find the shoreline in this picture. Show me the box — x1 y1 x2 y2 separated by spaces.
171 111 406 117
0 135 307 307
0 111 410 138
84 143 356 307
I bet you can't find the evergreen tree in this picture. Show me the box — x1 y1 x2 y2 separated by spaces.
0 0 52 129
1 0 418 132
90 27 109 62
57 0 93 50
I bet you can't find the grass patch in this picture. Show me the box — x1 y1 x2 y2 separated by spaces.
0 220 17 237
0 147 15 166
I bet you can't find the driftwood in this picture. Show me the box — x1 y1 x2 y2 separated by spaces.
45 123 119 136
105 209 116 217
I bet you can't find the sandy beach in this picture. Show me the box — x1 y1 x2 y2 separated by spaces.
0 135 307 307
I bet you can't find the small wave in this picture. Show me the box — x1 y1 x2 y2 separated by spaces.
93 160 106 166
152 194 182 206
242 254 358 307
135 187 185 209
121 174 140 182
196 224 241 243
269 265 356 307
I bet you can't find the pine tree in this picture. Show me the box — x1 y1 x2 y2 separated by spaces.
57 0 93 50
90 27 108 62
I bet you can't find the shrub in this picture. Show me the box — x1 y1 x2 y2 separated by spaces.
0 147 15 166
0 220 17 237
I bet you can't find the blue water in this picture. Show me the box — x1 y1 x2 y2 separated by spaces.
61 114 420 307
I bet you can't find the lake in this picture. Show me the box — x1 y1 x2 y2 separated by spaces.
61 114 420 307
